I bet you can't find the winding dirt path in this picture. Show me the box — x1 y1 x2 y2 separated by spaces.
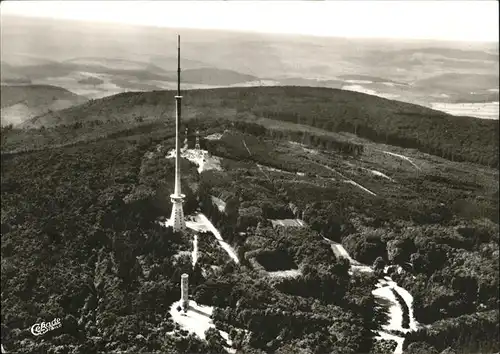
192 234 198 267
380 150 421 171
242 139 252 156
322 237 418 354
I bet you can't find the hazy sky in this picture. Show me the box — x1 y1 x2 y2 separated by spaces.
1 0 498 42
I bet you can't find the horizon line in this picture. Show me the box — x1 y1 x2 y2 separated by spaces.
2 13 498 45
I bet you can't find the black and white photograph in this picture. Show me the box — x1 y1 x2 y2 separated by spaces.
0 1 499 353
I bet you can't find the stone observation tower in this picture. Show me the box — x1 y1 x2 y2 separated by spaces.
169 35 187 232
181 273 189 310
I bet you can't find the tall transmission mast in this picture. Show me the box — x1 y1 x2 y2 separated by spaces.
169 35 186 232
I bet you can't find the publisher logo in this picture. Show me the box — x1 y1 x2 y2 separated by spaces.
30 318 62 336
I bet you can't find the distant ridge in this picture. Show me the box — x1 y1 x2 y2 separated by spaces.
338 74 408 85
398 47 499 61
1 61 171 82
414 73 499 92
172 68 258 85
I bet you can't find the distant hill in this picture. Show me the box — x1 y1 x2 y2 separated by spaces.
21 86 498 167
147 55 212 71
337 74 407 85
77 77 105 86
278 77 343 88
1 62 32 84
1 85 88 127
171 68 258 85
414 73 499 93
397 47 499 61
351 48 499 77
363 47 499 65
1 58 173 82
1 59 260 88
0 54 58 67
63 57 168 73
451 91 500 104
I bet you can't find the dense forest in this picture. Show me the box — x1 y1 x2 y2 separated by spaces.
1 87 499 353
0 125 373 353
8 86 498 168
195 121 499 353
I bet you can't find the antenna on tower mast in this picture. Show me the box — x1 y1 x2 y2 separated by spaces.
177 35 181 97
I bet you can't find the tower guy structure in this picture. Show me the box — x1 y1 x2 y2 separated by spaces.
170 35 187 232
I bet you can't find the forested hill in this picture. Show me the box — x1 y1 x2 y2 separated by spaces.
0 84 85 109
1 84 88 127
21 86 498 167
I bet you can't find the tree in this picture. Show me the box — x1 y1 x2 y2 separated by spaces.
387 237 415 264
226 197 241 219
410 252 426 273
191 262 205 287
64 314 79 337
373 256 386 271
451 275 478 304
205 327 227 353
342 233 386 265
440 348 457 354
405 342 439 354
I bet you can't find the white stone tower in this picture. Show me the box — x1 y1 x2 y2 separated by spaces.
181 273 189 310
169 35 186 232
195 130 201 150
